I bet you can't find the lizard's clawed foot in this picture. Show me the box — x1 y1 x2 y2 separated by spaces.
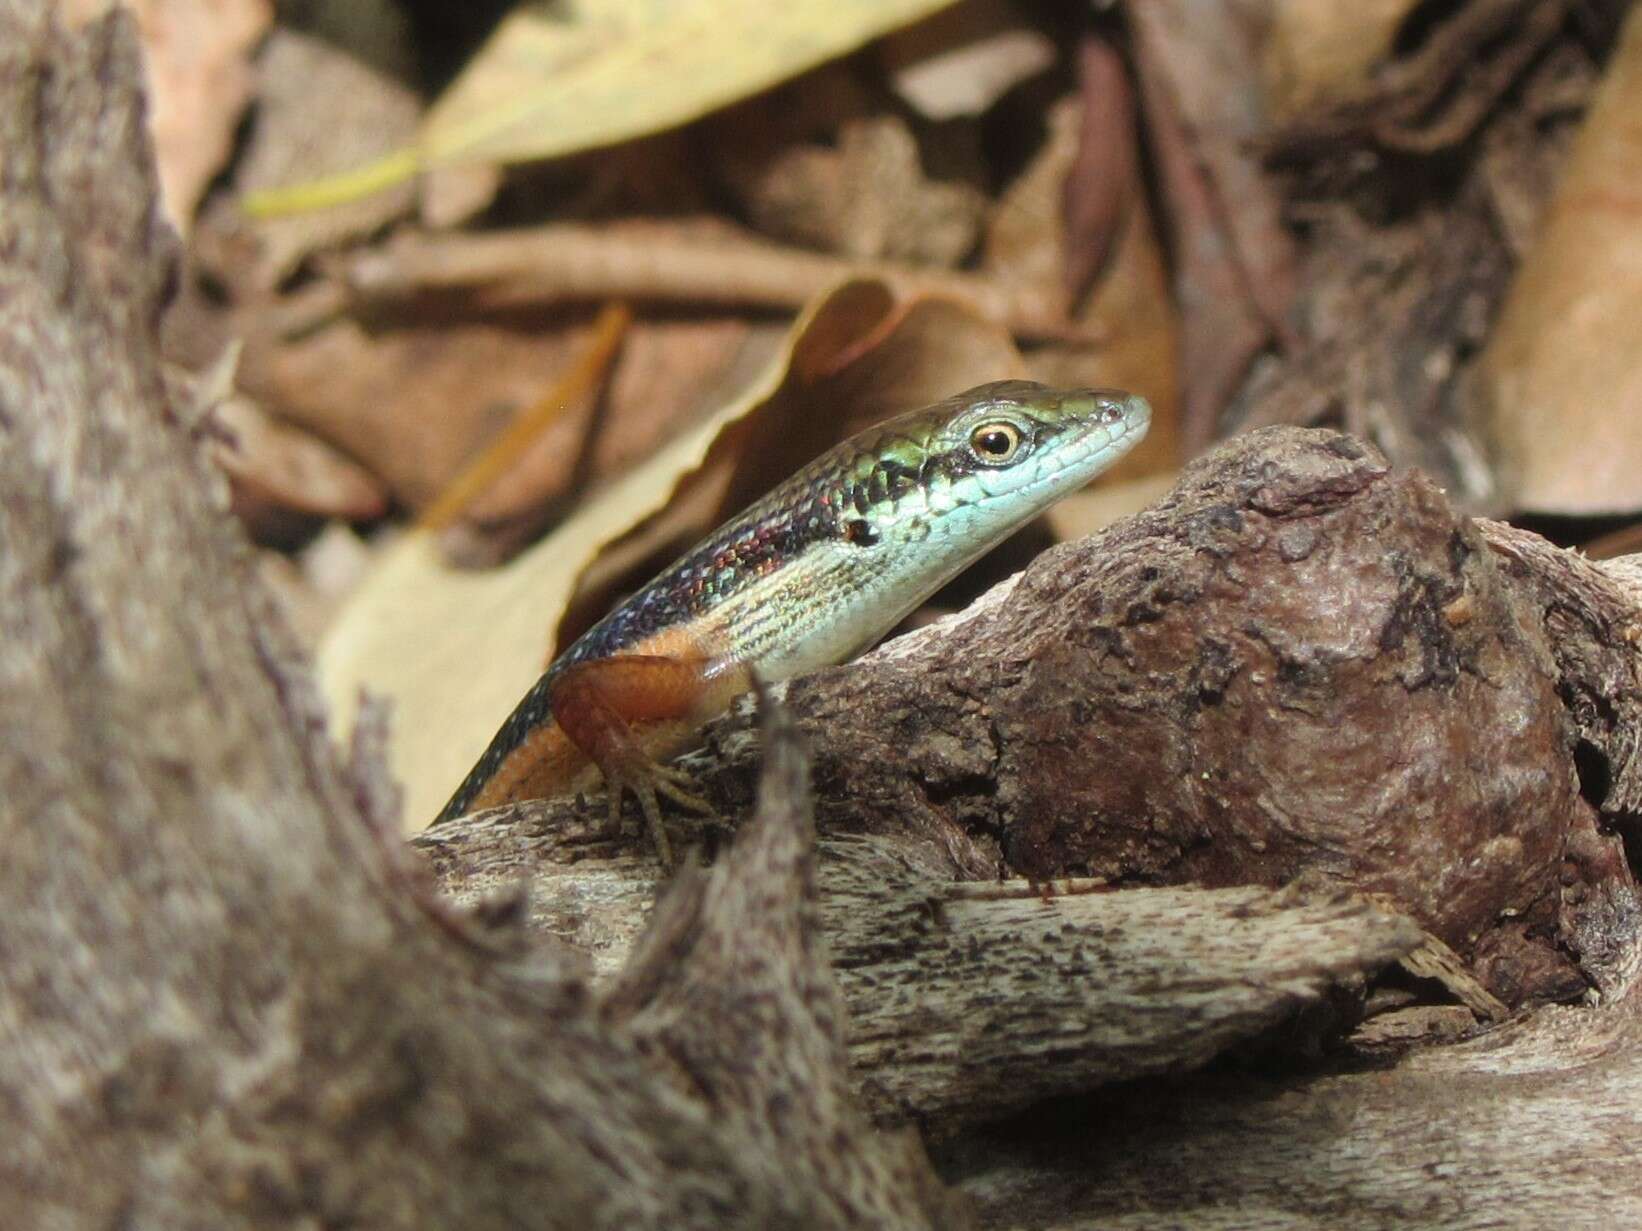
602 757 712 869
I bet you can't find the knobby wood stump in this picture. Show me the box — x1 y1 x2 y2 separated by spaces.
754 428 1639 1005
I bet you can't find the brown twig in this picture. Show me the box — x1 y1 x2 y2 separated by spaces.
342 219 1091 343
416 301 631 532
1376 0 1569 152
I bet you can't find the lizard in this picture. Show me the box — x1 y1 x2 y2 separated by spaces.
431 379 1151 863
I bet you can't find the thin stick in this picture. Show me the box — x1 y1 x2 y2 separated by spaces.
415 301 632 532
346 221 1089 343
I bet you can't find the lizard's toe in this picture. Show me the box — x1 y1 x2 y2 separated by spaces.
630 781 676 869
652 772 710 815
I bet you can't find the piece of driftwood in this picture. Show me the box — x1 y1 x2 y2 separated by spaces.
422 806 1421 1128
447 423 1637 1008
339 219 1088 342
0 9 962 1228
418 439 1642 1227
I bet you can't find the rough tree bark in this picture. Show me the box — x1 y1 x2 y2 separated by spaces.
0 8 965 1228
424 806 1422 1130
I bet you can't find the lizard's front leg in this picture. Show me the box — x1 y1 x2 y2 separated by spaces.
550 654 748 866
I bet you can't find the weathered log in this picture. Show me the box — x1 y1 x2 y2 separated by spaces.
423 805 1422 1127
434 425 1638 1008
419 437 1642 1230
0 8 961 1228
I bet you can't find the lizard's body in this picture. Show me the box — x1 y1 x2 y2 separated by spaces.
434 380 1151 860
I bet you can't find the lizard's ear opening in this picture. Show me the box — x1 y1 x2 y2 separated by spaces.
843 518 880 546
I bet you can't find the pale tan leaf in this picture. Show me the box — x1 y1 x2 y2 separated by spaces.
134 0 272 231
1477 5 1642 515
1262 0 1421 125
419 0 962 170
879 0 1054 122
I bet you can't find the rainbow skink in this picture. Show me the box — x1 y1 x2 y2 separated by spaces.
434 380 1151 862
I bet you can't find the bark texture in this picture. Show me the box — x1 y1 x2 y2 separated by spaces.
948 994 1642 1230
0 7 962 1229
423 808 1422 1128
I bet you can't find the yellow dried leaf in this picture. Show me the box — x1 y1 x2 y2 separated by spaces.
1262 0 1420 125
247 0 959 215
429 0 960 165
1477 4 1642 515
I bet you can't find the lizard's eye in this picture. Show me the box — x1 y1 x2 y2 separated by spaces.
969 421 1023 465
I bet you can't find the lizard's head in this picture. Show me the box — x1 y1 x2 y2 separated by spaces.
836 380 1151 557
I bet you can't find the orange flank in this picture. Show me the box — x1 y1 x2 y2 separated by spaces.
466 719 591 815
552 655 716 772
464 625 750 864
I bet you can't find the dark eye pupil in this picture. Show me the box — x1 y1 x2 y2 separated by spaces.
978 430 1011 455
